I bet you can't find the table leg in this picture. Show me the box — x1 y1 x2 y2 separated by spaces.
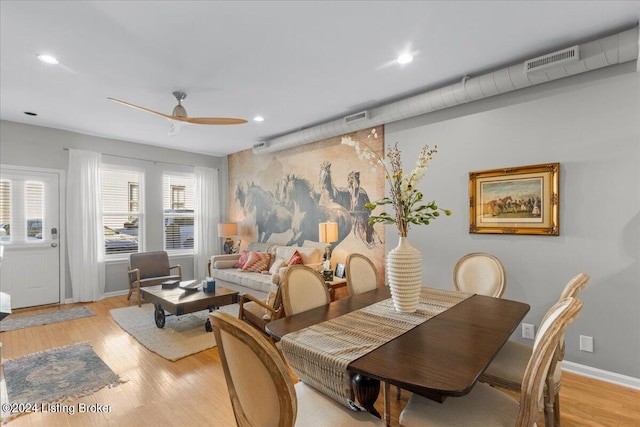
383 381 391 426
352 374 381 418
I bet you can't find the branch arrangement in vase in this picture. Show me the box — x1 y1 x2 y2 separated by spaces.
342 129 451 237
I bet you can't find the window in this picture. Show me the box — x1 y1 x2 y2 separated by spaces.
128 182 139 213
163 174 194 251
171 185 186 209
0 180 10 241
101 167 142 256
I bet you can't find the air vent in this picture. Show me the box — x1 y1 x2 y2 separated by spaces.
252 141 269 154
344 110 369 124
525 46 580 74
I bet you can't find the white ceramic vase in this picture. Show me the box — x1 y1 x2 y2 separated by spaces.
386 236 422 313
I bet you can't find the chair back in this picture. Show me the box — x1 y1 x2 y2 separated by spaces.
281 265 330 316
211 311 296 427
345 253 378 296
129 251 170 279
516 297 582 426
453 252 506 297
551 272 589 361
559 272 590 300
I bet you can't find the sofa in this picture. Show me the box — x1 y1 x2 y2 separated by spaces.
208 241 324 301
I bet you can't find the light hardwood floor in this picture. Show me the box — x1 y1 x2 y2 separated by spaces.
1 296 639 426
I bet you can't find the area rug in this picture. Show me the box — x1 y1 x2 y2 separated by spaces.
110 303 239 361
1 342 122 421
0 306 95 332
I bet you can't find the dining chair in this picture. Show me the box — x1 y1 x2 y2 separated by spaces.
210 311 384 426
479 272 590 427
127 251 182 307
453 252 506 297
238 289 284 339
345 253 378 296
399 296 583 427
281 265 331 316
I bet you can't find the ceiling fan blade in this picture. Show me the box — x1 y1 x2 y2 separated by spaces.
183 117 247 125
109 97 247 125
108 97 176 120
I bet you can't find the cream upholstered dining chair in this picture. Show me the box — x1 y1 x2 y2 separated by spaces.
399 297 583 427
345 253 378 296
453 252 506 297
479 272 590 427
210 311 384 427
281 265 331 316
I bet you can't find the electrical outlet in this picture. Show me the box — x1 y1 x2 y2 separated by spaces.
580 335 594 352
522 323 535 340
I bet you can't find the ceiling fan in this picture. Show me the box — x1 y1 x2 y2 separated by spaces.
108 91 247 135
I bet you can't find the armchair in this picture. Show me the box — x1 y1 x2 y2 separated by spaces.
127 251 182 307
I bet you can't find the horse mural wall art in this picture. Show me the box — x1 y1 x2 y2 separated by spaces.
279 174 352 247
235 182 292 243
318 162 382 248
347 171 383 248
227 126 385 284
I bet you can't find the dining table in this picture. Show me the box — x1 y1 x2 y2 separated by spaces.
266 286 530 426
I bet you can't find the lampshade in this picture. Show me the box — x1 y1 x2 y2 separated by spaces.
318 222 339 243
217 223 238 237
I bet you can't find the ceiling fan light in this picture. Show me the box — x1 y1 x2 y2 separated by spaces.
172 104 187 117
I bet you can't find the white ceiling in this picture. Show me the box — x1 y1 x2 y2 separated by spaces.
1 1 638 156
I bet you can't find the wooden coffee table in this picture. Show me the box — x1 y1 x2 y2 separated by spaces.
141 283 239 332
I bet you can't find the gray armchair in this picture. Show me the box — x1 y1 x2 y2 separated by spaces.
127 251 182 306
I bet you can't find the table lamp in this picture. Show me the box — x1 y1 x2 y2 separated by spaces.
218 223 239 254
318 222 338 271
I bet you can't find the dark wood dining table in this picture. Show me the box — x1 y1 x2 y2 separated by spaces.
266 287 530 425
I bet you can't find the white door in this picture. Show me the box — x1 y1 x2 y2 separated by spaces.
0 167 60 308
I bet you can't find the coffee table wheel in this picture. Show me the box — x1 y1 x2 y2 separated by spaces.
154 304 166 328
205 318 213 332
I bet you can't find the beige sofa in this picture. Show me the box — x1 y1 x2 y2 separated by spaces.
208 241 324 300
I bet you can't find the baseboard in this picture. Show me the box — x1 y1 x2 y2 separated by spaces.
102 289 130 299
63 289 129 305
562 360 640 390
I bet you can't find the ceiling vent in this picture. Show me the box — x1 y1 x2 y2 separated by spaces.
344 110 369 124
525 45 580 74
252 141 269 154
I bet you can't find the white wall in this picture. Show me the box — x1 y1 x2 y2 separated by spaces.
386 72 639 378
0 122 226 296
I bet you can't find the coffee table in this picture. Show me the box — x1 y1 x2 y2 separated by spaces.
141 283 239 332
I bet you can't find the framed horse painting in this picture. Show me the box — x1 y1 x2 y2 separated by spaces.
469 163 559 235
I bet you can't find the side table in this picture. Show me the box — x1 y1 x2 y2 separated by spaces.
325 277 347 301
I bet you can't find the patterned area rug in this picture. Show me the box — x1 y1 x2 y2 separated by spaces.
1 342 122 421
0 306 95 332
110 303 239 361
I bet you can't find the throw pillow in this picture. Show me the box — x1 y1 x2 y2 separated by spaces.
269 257 286 275
233 250 250 269
287 250 304 266
242 252 272 272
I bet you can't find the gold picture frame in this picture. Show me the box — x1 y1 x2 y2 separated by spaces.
469 163 559 235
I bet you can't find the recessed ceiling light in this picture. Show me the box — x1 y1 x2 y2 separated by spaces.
24 111 38 116
396 54 413 65
253 116 264 122
37 54 59 64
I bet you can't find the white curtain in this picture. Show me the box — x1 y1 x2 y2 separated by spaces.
194 166 220 278
67 149 105 301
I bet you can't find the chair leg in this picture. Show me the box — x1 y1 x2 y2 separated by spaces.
137 284 142 307
554 389 561 426
543 377 556 427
